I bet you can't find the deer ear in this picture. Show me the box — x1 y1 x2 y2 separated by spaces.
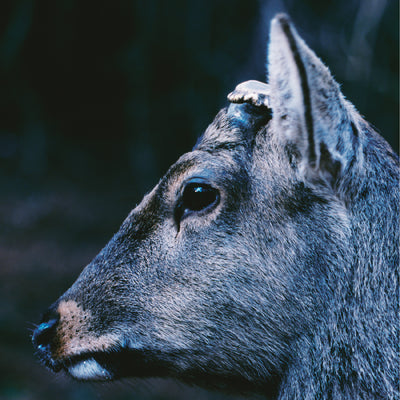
267 14 358 185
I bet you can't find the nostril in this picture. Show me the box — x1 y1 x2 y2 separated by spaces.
32 309 60 350
33 319 58 349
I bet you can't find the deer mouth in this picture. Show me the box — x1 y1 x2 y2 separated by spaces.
34 349 115 381
32 320 169 382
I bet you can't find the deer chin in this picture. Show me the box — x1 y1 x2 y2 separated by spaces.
68 357 113 381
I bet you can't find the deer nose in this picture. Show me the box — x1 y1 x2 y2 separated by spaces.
32 308 60 351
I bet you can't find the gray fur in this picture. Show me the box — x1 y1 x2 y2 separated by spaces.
33 14 399 399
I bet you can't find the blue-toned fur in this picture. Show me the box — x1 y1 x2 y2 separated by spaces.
33 14 399 399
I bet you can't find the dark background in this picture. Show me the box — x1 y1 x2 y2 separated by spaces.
0 1 398 399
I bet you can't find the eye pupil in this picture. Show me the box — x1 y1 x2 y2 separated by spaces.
182 183 219 213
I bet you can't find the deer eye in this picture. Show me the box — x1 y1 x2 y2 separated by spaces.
175 180 220 223
182 183 219 211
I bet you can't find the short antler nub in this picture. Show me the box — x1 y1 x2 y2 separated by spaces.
228 80 271 108
226 80 272 130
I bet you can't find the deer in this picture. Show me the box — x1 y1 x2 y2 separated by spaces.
33 14 399 399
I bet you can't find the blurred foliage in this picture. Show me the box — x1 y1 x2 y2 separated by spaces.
0 1 398 399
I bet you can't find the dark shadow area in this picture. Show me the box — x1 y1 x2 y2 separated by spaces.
0 1 398 399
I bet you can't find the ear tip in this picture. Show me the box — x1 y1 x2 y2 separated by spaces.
269 14 297 47
271 13 292 32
